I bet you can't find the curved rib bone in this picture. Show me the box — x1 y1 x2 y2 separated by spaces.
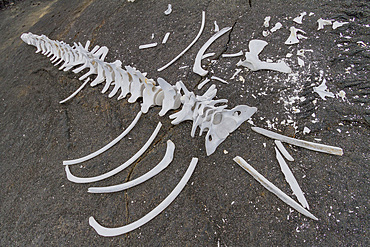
59 78 90 104
89 157 198 237
65 122 162 183
88 140 175 193
193 27 232 76
63 111 142 166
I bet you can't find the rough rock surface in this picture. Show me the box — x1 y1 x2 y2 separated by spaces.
0 0 368 246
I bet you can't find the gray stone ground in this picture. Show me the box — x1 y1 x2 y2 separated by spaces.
0 0 369 246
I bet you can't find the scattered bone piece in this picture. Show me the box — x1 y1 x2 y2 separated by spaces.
202 52 215 59
337 90 346 100
230 68 242 80
164 4 172 15
193 27 232 76
270 22 282 33
65 122 162 183
59 78 89 104
262 30 270 37
88 140 175 193
237 40 291 73
332 21 349 29
233 156 318 220
303 127 311 135
285 27 306 45
297 57 305 67
275 148 310 209
221 51 243 58
211 76 228 84
286 53 293 58
158 11 205 71
309 12 314 16
297 49 313 57
313 79 335 100
263 16 271 27
89 157 199 236
214 21 219 32
317 18 333 30
63 111 142 166
275 140 294 161
162 32 171 44
197 78 211 89
139 43 158 49
293 12 307 24
251 126 343 156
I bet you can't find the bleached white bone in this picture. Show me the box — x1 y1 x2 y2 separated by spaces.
313 79 335 100
139 43 158 49
293 12 307 24
237 40 291 73
65 122 162 183
214 21 219 32
202 52 215 59
233 156 318 220
156 78 181 116
221 50 243 58
141 79 162 113
88 140 175 193
274 140 294 161
275 147 309 209
252 126 343 156
285 27 306 45
164 4 172 15
211 76 228 84
197 78 211 89
205 105 257 155
263 16 271 27
59 78 90 104
317 18 333 30
63 111 142 166
89 157 198 237
162 32 171 44
270 22 282 33
332 21 349 29
193 27 232 76
158 11 205 71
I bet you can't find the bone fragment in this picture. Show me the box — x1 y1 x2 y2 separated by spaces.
252 126 343 156
313 79 335 100
162 32 171 44
293 12 307 24
139 43 158 49
275 140 294 161
317 18 333 30
221 50 243 58
332 21 349 29
237 40 291 73
233 156 318 220
275 148 309 209
164 4 172 15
